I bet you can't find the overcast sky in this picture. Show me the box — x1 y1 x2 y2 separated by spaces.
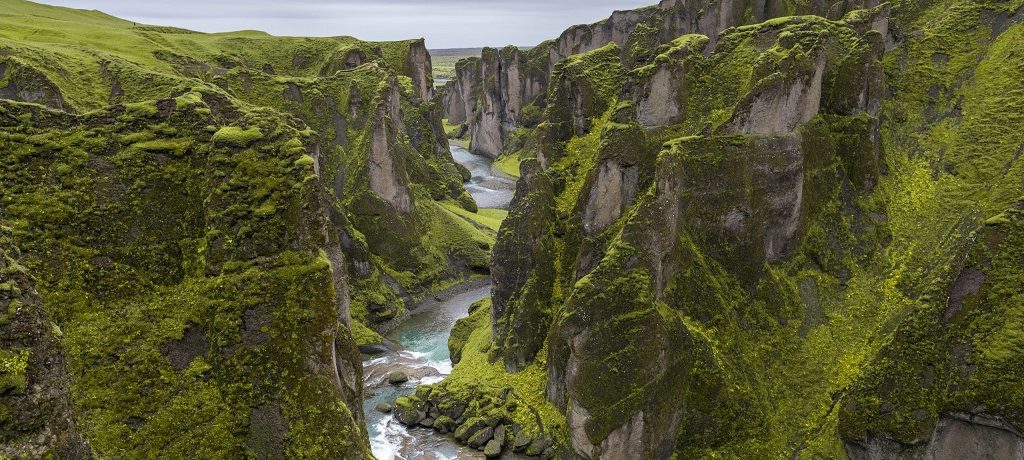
42 0 659 49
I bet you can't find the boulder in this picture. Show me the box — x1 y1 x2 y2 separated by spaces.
467 427 495 449
526 438 547 456
393 397 425 426
374 403 393 413
454 417 489 442
484 439 503 458
513 431 533 452
387 371 409 385
493 425 507 446
434 415 457 434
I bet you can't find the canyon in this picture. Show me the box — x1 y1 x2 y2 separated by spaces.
2 0 1024 458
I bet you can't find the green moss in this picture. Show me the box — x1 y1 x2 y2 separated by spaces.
448 298 489 365
123 101 158 118
439 201 507 233
442 118 465 139
292 155 315 169
0 349 30 394
350 319 383 347
212 126 263 148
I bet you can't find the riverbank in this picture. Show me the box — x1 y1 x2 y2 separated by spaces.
373 276 491 339
361 282 494 459
360 141 523 459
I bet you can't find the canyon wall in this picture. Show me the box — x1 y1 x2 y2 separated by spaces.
0 0 490 456
441 0 884 158
427 0 1024 458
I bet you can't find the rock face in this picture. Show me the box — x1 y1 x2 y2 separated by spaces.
407 39 435 102
583 161 639 235
0 230 89 458
846 413 1024 460
441 58 480 125
666 133 808 267
636 66 682 127
722 52 826 135
481 4 1024 457
441 0 883 158
451 47 549 158
368 78 413 213
490 160 557 371
0 60 66 111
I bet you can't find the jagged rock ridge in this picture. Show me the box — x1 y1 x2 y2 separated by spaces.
440 0 886 158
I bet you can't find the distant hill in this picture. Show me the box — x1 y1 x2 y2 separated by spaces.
429 48 483 84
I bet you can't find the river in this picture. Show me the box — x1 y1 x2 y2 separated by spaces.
361 145 518 459
449 144 517 210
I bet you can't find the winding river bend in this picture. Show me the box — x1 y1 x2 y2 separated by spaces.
361 145 517 459
450 145 517 210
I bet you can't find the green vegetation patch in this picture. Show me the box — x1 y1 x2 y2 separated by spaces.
212 126 263 148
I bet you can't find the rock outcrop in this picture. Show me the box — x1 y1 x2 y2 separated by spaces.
442 0 886 158
582 160 640 235
406 39 435 102
0 229 89 458
0 60 66 111
0 1 492 456
368 78 413 213
474 2 1024 456
490 160 557 370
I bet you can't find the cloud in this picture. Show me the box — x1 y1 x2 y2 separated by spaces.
41 0 658 48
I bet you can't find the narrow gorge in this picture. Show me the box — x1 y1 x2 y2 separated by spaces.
1 0 1023 459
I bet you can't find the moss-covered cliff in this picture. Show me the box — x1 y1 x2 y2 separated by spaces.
440 0 888 160
1 227 88 458
432 0 1024 458
0 0 494 457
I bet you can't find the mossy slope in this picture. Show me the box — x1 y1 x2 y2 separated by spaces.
0 0 493 456
0 93 373 458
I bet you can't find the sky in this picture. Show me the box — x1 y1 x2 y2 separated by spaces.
42 0 660 49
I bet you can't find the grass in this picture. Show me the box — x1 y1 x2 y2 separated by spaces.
440 201 508 232
493 153 523 178
442 118 465 139
0 0 424 112
429 48 481 82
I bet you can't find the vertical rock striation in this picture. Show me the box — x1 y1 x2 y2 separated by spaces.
442 0 885 158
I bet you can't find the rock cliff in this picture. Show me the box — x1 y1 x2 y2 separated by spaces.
0 0 494 456
448 0 1024 458
442 0 886 159
0 229 89 458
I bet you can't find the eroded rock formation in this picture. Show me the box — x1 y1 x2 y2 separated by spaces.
466 1 1024 456
442 0 886 158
